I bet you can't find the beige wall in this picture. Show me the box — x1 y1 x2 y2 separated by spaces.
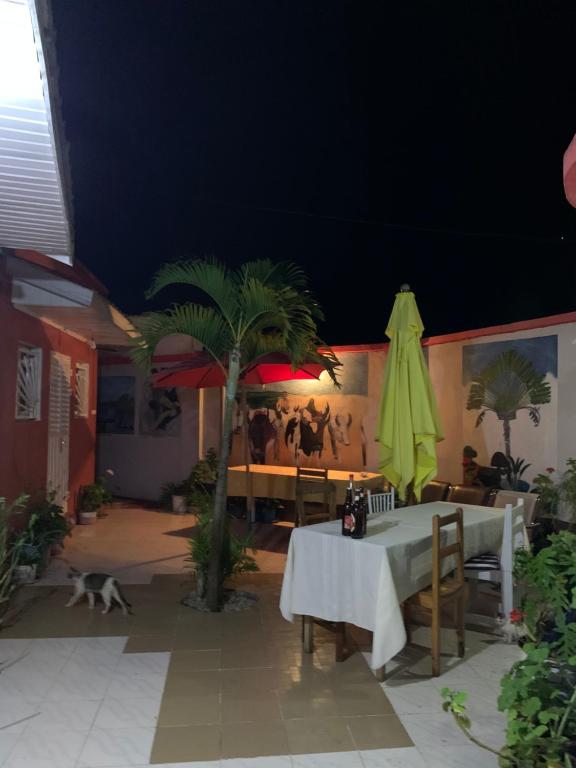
97 316 576 500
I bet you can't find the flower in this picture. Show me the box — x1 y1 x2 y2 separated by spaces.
509 608 525 624
546 467 555 474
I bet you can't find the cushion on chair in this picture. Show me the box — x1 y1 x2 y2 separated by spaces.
464 553 500 570
446 484 490 506
421 480 451 504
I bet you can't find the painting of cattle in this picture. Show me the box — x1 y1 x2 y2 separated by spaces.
229 352 370 470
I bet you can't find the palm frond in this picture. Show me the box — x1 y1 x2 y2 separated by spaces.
130 305 232 371
237 260 308 291
527 406 541 426
237 279 286 338
146 260 239 331
466 350 551 417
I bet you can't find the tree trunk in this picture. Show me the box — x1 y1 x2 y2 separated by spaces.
206 346 241 611
503 419 511 458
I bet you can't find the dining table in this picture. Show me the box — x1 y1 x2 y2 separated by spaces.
279 501 507 671
227 464 385 519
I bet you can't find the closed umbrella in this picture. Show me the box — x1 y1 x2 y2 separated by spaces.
376 286 443 502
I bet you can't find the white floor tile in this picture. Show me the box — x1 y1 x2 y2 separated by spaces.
43 668 113 701
105 672 167 699
93 697 161 729
293 753 362 768
419 744 499 767
0 699 41 733
6 727 88 768
77 726 155 767
223 757 292 767
0 732 19 763
25 699 101 732
383 680 444 716
360 747 427 767
399 713 471 749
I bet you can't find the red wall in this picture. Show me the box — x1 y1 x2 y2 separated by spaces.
0 260 98 518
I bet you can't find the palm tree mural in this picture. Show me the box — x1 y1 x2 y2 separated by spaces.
466 349 551 457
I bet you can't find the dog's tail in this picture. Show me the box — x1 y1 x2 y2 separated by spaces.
113 580 134 615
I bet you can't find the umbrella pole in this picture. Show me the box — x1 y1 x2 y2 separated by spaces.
240 385 255 528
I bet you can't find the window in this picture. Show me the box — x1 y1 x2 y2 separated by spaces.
74 363 90 417
15 346 42 420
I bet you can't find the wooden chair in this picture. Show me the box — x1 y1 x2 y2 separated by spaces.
446 484 490 506
421 480 451 504
404 507 466 677
464 501 526 619
295 467 336 527
367 488 395 514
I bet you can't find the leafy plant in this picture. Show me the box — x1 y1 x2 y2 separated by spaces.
78 480 110 513
466 349 551 458
533 459 576 521
0 495 29 611
133 258 340 609
505 456 531 491
186 498 259 598
26 493 71 545
441 533 576 766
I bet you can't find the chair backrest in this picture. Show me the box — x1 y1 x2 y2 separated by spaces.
446 484 490 507
421 480 451 504
500 501 527 617
432 507 465 602
492 490 539 526
296 467 328 484
367 488 395 514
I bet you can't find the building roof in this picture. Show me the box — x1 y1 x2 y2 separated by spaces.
3 248 137 348
0 0 74 263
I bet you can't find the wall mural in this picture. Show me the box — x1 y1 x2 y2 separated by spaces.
462 336 558 485
229 353 369 469
97 376 135 434
139 379 181 437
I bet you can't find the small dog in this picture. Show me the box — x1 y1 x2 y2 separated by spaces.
66 568 133 616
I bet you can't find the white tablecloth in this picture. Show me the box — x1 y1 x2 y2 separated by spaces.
280 501 505 669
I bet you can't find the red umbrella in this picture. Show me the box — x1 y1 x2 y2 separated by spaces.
151 351 325 389
151 351 327 521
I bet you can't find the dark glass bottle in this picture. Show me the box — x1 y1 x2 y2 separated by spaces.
359 487 367 536
342 474 354 536
351 489 363 539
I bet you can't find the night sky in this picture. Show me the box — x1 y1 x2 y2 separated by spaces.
51 0 576 344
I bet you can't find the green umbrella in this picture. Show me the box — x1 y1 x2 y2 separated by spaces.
376 286 444 501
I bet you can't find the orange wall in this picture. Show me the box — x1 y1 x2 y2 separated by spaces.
0 260 97 518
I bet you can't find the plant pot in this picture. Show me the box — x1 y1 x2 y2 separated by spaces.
172 495 187 514
50 537 65 556
78 511 97 525
13 564 37 584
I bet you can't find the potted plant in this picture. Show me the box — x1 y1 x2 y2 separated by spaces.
77 483 107 524
160 479 190 514
185 492 259 601
0 495 29 602
27 493 72 555
441 532 576 767
161 450 219 515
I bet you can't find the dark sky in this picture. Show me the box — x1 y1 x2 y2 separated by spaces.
51 0 576 344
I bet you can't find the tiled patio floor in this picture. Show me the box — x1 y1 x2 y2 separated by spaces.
0 504 521 767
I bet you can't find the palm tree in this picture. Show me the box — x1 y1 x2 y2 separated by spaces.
466 349 551 457
132 259 340 610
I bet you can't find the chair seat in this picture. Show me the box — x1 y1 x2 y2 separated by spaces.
408 577 465 609
464 552 500 571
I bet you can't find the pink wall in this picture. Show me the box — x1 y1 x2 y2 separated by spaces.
0 258 98 518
